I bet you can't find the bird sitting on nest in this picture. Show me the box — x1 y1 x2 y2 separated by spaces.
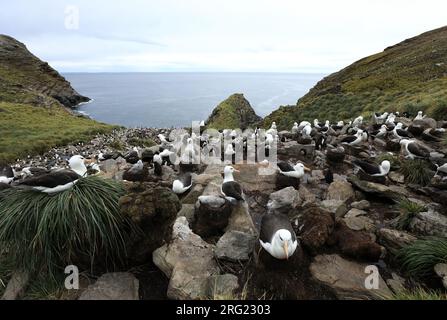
123 160 148 182
221 165 244 204
172 171 193 195
0 165 15 185
259 213 298 260
15 155 88 194
352 159 391 177
277 162 311 179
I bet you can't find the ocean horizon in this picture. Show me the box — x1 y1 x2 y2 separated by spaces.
64 72 325 128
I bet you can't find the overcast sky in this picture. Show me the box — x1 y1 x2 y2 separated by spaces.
1 0 446 73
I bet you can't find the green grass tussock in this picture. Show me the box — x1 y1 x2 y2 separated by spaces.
0 176 132 278
397 237 447 278
399 159 434 186
382 286 447 300
396 199 426 230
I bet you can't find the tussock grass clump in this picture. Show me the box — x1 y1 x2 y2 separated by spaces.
399 159 433 186
382 286 447 300
397 237 447 278
396 199 426 230
0 254 14 297
0 176 132 277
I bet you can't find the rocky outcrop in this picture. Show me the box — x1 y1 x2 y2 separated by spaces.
206 94 262 130
378 228 417 253
310 254 391 300
120 182 181 264
78 273 139 300
409 209 447 237
0 34 89 108
152 217 219 300
299 206 335 254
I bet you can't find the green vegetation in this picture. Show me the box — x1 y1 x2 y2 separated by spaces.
0 254 13 297
396 199 426 230
206 94 261 130
0 176 133 279
0 102 116 163
399 159 434 186
127 137 156 148
382 286 447 300
263 26 447 129
397 237 447 278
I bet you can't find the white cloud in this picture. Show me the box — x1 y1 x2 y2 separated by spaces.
1 0 446 72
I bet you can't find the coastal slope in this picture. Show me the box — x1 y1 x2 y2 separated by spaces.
263 26 447 129
0 35 114 163
0 35 89 108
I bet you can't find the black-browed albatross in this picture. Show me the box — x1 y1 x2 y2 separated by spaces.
259 213 298 260
221 165 244 203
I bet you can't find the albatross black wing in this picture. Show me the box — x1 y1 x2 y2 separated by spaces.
18 170 79 188
180 172 192 188
396 129 413 138
222 181 243 201
277 162 294 173
0 166 14 178
352 159 381 175
341 136 357 144
260 214 296 243
408 142 430 158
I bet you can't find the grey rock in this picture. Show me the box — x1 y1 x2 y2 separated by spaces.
409 209 447 237
177 204 195 224
344 216 375 232
351 200 370 210
321 200 349 218
215 230 257 262
378 228 417 253
267 187 302 215
79 273 139 300
386 273 406 294
205 274 239 299
345 208 368 218
153 217 219 300
326 180 355 202
310 254 392 300
1 271 29 301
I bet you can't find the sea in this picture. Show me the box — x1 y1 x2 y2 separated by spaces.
64 72 325 128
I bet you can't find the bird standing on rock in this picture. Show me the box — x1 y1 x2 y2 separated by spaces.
221 165 244 203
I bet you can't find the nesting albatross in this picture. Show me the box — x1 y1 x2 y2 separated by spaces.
259 213 298 260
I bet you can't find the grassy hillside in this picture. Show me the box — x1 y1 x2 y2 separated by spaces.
0 35 117 163
263 26 447 129
206 93 262 130
0 102 115 164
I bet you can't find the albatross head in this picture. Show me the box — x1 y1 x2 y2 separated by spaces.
293 163 311 174
223 166 240 181
380 161 391 175
272 229 298 260
69 155 88 177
